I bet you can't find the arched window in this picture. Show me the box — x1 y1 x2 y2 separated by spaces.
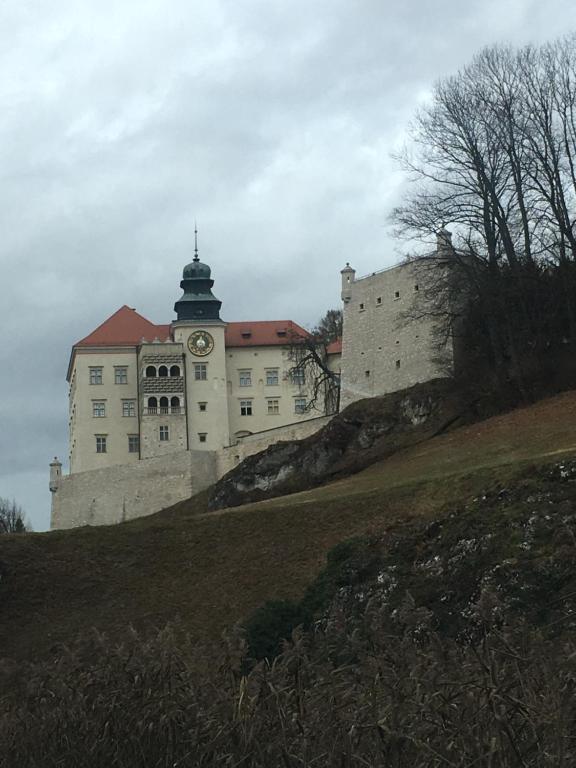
145 366 156 378
170 365 180 377
159 396 169 414
171 396 180 414
158 365 168 378
147 397 157 414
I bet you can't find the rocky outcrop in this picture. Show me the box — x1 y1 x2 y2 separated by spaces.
322 459 576 639
208 378 472 510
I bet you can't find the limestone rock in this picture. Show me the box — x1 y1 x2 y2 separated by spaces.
208 378 470 510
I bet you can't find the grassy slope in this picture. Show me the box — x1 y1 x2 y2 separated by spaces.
2 390 576 662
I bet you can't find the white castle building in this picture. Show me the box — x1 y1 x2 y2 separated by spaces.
50 233 453 530
49 246 341 529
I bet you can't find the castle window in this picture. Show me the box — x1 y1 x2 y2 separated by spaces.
122 400 136 417
198 402 207 412
365 370 370 377
414 284 419 292
89 367 103 385
266 369 279 386
92 401 106 418
294 397 307 414
95 435 107 453
159 396 169 414
171 396 181 414
170 365 181 377
359 303 365 310
394 291 400 299
159 425 169 441
158 365 168 378
147 396 158 414
396 360 401 369
239 370 252 387
198 433 207 443
145 366 156 378
290 368 305 386
240 400 253 416
267 399 280 414
376 297 382 305
128 435 140 453
194 364 207 380
114 367 128 384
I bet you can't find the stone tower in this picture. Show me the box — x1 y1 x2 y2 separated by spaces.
341 262 356 303
49 456 62 492
172 234 230 451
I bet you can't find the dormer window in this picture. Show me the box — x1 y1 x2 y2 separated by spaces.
276 330 287 337
241 331 252 338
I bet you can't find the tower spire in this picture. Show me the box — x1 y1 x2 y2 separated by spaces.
194 222 199 262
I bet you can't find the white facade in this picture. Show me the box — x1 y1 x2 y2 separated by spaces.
64 265 339 476
66 334 335 474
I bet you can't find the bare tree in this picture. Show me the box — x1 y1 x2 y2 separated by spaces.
392 36 576 398
287 310 341 415
0 498 30 534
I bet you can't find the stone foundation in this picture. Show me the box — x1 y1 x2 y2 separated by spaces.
51 449 217 529
50 416 332 529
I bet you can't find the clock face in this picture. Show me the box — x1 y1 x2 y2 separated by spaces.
187 330 214 357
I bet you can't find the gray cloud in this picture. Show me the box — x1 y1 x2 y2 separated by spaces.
0 0 574 529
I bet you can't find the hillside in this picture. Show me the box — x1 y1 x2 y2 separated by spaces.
2 389 576 665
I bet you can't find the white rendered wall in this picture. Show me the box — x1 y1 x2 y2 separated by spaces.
69 348 139 473
138 342 188 458
172 322 231 452
225 346 316 441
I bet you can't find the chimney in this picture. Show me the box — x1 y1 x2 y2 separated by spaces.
436 228 453 255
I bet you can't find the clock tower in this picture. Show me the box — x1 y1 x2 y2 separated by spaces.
172 237 230 451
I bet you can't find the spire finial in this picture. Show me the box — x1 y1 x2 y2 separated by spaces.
194 222 199 262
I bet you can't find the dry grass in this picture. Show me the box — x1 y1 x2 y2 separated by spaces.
2 390 576 664
2 619 575 767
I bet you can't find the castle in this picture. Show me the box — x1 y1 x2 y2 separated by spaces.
50 234 452 530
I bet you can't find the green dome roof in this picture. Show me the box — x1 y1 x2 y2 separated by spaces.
183 259 211 280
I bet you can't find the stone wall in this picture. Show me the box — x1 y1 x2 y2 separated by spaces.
51 415 331 529
340 260 452 408
217 415 332 477
51 449 217 529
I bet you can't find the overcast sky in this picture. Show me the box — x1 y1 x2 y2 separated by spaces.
0 0 573 531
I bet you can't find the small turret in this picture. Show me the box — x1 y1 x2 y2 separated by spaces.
341 263 355 303
49 457 62 493
436 228 453 255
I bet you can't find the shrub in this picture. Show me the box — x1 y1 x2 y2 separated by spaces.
243 599 308 660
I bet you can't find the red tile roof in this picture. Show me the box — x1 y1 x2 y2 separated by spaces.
74 306 171 347
326 338 342 354
74 310 312 351
224 320 309 347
